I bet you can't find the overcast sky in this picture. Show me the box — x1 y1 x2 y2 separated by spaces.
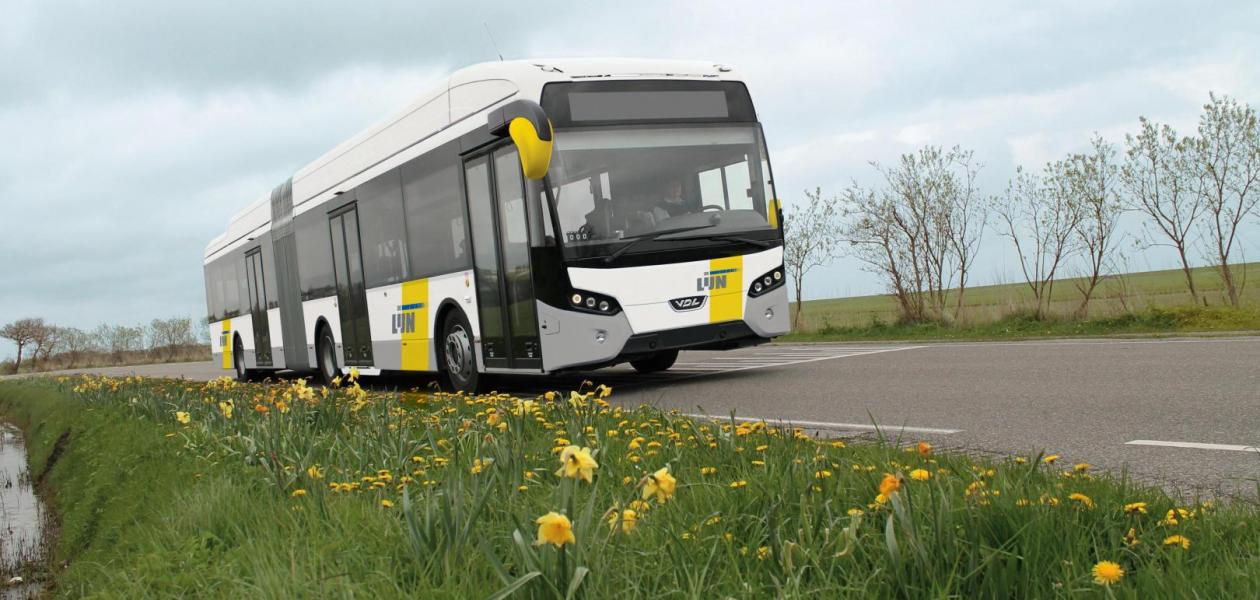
2 0 1258 359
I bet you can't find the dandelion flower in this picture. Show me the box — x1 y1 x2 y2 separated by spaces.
291 489 307 497
642 467 677 503
1069 493 1095 509
1074 462 1090 473
831 440 846 449
700 467 717 476
555 446 598 483
1043 454 1060 464
175 411 191 425
1014 456 1027 465
1123 502 1147 515
879 473 901 496
306 465 324 480
380 499 394 509
729 480 747 489
1091 560 1124 586
535 511 575 547
909 468 931 481
1162 535 1190 550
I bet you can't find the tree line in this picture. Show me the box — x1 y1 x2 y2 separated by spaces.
0 316 209 374
785 92 1260 326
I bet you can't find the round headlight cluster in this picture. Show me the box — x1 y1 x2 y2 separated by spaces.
571 290 617 313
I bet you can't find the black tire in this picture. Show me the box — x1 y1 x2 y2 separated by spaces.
630 349 679 374
438 310 481 394
233 336 252 382
316 326 339 385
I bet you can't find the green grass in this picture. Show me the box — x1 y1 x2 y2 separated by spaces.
3 376 1259 597
788 262 1260 341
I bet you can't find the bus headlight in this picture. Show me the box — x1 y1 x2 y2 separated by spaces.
747 266 785 298
568 289 622 315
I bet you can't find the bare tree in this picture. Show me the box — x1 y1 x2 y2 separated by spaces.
783 188 843 328
149 317 197 360
29 321 61 370
59 327 96 368
997 162 1085 319
1122 118 1203 303
0 318 43 374
1186 93 1260 307
841 146 988 323
1066 135 1125 317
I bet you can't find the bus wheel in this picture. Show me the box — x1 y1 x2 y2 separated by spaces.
630 349 679 374
233 337 252 382
316 327 339 385
440 310 481 394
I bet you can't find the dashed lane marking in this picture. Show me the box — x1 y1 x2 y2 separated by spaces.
1126 440 1260 453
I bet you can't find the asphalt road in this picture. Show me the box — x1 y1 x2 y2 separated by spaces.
15 336 1260 498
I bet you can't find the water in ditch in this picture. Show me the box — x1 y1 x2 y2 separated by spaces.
0 423 45 599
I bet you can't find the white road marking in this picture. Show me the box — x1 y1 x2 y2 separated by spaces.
682 413 961 435
1126 440 1260 453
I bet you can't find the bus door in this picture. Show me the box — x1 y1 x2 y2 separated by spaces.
244 248 272 367
464 146 542 370
328 203 374 366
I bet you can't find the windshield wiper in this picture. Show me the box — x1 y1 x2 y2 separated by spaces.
602 223 719 264
681 234 773 249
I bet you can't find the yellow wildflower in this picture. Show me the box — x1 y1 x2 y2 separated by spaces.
535 511 575 547
700 467 717 476
756 546 771 560
847 508 864 517
830 440 846 449
306 465 324 480
290 489 307 497
556 446 598 483
1074 462 1090 473
348 367 359 381
1043 454 1059 464
729 480 747 489
1124 528 1140 547
218 400 234 420
641 466 677 503
1162 535 1190 550
909 468 931 481
175 411 191 425
1069 493 1095 509
879 473 901 496
606 508 638 534
1091 560 1124 586
1123 502 1147 515
814 469 833 479
917 441 932 457
380 499 394 508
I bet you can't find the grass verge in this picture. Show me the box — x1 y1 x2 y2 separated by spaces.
783 305 1260 343
2 375 1259 597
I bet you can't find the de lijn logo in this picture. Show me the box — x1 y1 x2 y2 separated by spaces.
392 302 424 334
696 268 737 292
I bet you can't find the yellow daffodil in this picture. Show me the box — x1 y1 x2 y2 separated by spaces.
535 511 575 547
606 508 638 534
1124 528 1140 547
756 546 771 560
847 508 864 517
814 469 833 479
700 467 717 476
348 367 360 381
306 465 324 480
1091 560 1124 586
1123 502 1148 515
917 441 932 457
218 400 233 420
909 468 931 481
291 489 307 497
830 440 846 449
729 480 747 489
175 411 191 425
1043 454 1060 464
1074 462 1090 473
556 446 598 483
641 467 677 503
380 499 394 508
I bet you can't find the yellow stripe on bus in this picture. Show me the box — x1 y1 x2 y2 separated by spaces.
221 319 232 370
707 255 744 323
400 279 430 371
768 198 780 228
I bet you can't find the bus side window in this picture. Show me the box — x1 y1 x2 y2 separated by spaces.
357 168 408 287
402 158 472 277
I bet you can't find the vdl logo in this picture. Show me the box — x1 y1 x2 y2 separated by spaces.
696 268 738 292
392 302 424 334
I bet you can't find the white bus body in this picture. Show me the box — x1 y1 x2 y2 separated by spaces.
204 58 789 391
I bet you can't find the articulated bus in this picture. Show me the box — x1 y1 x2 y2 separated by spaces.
204 58 789 392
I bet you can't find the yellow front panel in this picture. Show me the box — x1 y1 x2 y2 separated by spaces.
400 279 430 371
707 256 744 323
221 319 232 369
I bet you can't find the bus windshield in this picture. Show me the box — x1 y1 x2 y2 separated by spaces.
547 124 777 257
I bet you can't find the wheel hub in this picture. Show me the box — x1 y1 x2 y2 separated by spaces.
445 325 472 378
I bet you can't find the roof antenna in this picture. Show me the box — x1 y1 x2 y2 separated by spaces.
483 22 504 61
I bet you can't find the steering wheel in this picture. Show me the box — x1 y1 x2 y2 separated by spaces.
701 204 725 212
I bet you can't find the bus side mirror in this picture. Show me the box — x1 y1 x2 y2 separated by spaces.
488 99 554 180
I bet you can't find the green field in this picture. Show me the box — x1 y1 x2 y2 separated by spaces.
789 262 1260 340
3 375 1259 597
